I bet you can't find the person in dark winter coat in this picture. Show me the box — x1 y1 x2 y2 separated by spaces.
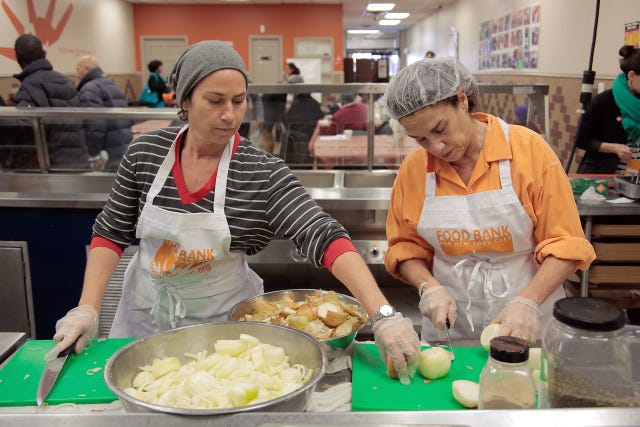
76 55 133 171
281 93 324 165
13 34 89 169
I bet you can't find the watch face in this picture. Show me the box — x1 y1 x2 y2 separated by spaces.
380 304 394 317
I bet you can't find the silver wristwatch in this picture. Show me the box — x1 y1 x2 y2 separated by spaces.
371 304 397 323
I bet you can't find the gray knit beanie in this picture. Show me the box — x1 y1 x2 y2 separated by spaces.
169 40 248 106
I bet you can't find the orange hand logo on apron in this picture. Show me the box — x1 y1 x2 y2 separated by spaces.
416 118 563 341
109 126 263 338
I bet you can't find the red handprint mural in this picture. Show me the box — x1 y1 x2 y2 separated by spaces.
0 0 73 61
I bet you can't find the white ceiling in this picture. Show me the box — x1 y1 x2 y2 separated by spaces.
124 0 456 32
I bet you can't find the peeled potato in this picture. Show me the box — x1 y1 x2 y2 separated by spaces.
480 323 501 351
452 380 479 408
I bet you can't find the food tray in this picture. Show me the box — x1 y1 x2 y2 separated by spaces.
614 176 640 199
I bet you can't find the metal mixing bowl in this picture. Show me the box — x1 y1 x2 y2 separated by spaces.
104 322 326 415
228 289 369 355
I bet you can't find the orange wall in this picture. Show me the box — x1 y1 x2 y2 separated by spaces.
132 4 343 73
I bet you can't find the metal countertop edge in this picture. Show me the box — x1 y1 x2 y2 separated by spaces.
0 407 638 426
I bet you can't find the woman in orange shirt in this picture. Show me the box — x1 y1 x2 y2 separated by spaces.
384 58 596 343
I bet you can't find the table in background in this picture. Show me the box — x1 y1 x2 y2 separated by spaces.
308 129 418 168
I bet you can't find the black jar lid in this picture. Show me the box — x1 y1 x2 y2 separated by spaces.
489 336 529 363
552 297 626 331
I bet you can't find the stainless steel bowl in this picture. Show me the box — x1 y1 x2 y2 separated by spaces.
228 289 369 355
104 322 326 415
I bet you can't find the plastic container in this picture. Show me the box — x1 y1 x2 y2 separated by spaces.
478 336 536 409
540 297 640 408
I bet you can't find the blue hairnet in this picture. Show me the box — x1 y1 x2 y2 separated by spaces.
384 57 478 120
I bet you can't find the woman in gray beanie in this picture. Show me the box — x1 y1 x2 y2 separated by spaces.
384 57 594 344
48 40 420 386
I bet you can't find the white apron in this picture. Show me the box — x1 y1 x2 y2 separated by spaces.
417 119 563 341
110 126 263 337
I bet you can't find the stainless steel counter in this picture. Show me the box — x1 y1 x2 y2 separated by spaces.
2 172 640 215
0 407 638 426
0 332 26 365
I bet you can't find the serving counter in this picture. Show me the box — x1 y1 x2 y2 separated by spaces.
0 338 638 426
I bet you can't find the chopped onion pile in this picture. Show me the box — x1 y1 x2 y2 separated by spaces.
123 334 313 409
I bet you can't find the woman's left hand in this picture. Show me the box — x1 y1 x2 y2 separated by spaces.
492 296 543 343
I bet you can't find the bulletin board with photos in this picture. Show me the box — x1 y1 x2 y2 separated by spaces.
479 3 541 70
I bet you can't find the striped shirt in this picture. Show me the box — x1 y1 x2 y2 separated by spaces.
93 126 350 268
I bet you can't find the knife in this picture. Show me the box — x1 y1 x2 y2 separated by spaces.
36 340 76 406
444 318 455 361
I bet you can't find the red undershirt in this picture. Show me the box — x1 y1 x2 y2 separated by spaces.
90 132 355 271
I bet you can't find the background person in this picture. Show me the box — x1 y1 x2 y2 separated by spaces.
425 51 436 59
48 40 420 384
383 57 595 343
76 55 133 171
143 59 171 107
285 62 304 83
326 93 367 134
574 45 640 174
12 34 89 169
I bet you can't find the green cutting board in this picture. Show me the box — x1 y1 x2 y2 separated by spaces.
0 338 135 406
352 342 488 411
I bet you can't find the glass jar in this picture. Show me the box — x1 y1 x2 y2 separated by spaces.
540 297 640 408
478 336 536 409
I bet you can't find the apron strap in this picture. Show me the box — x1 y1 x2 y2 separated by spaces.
453 256 511 331
150 282 187 330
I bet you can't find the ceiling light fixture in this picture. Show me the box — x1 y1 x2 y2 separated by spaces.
347 29 382 34
384 12 409 19
379 19 400 26
366 3 395 12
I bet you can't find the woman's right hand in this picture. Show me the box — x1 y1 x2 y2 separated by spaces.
418 285 457 332
372 312 420 385
44 305 99 361
615 144 633 162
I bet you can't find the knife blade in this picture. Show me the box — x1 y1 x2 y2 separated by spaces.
444 318 455 360
36 341 75 406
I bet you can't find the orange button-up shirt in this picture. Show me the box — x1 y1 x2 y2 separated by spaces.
385 113 596 280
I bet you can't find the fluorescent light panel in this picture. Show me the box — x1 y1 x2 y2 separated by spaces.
347 29 381 34
379 19 400 25
384 12 409 19
366 3 395 12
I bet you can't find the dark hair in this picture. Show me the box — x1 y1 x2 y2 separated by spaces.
425 51 436 58
442 92 479 113
14 34 45 68
619 45 640 76
287 62 300 75
147 59 162 73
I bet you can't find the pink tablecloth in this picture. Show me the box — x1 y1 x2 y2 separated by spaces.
131 119 173 135
309 127 419 167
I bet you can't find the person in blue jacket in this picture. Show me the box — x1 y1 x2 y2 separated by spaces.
76 55 133 171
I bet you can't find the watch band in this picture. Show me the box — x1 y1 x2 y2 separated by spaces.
371 304 397 323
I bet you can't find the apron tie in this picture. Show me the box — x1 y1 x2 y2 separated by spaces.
150 281 187 330
453 256 511 332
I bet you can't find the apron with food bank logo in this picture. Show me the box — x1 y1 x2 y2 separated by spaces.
110 126 263 338
416 118 563 341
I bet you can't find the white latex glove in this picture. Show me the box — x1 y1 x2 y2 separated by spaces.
372 312 420 385
44 305 99 361
493 296 542 343
418 285 457 333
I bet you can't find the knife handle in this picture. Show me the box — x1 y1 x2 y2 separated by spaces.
57 338 79 357
445 318 451 329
